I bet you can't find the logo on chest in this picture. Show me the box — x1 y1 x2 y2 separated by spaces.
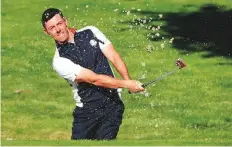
90 39 97 47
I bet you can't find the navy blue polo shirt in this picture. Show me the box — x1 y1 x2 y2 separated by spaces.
52 26 122 108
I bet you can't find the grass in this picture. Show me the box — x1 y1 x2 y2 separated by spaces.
1 0 232 146
2 139 231 146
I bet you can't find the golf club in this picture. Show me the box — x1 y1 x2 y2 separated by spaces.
129 58 186 94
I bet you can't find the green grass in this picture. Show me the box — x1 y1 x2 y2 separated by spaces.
1 139 231 146
2 0 232 146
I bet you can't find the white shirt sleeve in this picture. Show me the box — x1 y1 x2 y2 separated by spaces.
78 26 111 51
52 57 83 82
54 47 60 58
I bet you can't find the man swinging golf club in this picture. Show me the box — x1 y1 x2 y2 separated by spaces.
41 8 144 140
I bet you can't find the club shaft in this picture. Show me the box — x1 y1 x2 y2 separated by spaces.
142 68 179 87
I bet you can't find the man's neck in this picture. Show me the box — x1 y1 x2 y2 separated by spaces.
67 29 75 43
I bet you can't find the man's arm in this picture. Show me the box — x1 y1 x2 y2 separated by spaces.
102 43 131 80
86 26 130 80
53 57 144 93
75 67 142 93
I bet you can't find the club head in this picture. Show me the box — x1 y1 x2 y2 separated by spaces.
176 58 186 69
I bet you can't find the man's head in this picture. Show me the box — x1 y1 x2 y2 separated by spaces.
41 8 70 43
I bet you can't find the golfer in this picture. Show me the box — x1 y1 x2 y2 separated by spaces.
41 8 144 140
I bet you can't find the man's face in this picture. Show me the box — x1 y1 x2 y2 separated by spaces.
44 14 69 42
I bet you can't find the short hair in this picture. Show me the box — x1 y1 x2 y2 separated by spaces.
41 8 64 28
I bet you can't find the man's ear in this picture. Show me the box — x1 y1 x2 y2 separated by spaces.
44 28 50 35
64 17 68 27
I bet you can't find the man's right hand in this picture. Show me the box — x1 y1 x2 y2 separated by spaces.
126 80 145 93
